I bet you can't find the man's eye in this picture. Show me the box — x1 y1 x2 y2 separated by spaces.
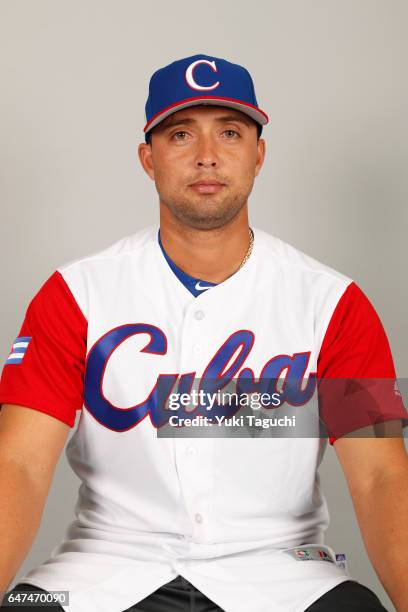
173 131 188 140
223 130 240 139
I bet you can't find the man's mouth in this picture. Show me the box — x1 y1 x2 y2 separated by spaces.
189 180 225 194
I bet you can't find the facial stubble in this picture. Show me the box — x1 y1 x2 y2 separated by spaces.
156 178 255 231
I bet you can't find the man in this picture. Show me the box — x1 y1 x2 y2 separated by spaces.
0 54 407 612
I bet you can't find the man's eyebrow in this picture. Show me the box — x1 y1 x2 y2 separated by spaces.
159 114 252 130
214 114 253 127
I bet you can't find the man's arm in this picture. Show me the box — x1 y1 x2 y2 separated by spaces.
0 404 70 595
334 421 408 611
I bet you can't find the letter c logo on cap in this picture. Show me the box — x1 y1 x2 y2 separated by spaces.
185 59 220 91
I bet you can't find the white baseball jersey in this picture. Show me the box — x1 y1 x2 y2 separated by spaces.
1 224 405 612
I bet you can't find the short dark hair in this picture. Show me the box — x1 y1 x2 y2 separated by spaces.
146 116 262 145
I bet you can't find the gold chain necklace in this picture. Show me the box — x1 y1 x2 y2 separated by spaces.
237 227 254 271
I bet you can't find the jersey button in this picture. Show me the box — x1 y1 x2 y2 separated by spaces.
193 344 202 354
194 310 205 320
186 446 196 455
194 513 203 524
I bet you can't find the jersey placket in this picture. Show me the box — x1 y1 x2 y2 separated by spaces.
172 296 217 552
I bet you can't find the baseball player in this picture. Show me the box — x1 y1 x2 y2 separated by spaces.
0 54 407 612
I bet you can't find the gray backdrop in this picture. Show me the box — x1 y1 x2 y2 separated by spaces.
1 1 407 610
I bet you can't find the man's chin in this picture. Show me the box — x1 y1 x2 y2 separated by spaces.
174 207 242 231
160 191 247 229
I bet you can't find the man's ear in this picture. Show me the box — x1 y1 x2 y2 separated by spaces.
254 138 266 177
138 142 155 181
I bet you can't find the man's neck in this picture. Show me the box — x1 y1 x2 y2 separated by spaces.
158 212 252 284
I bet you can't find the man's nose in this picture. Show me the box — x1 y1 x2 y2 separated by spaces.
195 137 219 168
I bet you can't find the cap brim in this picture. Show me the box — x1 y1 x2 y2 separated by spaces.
144 96 268 134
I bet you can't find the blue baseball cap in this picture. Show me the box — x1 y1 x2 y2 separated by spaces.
143 54 268 143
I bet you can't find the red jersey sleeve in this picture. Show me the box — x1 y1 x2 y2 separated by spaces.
317 281 407 445
0 271 87 427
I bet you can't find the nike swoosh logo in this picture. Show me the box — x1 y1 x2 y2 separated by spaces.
195 281 213 291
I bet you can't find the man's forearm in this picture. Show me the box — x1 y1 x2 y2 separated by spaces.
350 468 408 611
0 459 46 596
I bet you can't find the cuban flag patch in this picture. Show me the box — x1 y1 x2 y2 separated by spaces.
5 336 32 365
